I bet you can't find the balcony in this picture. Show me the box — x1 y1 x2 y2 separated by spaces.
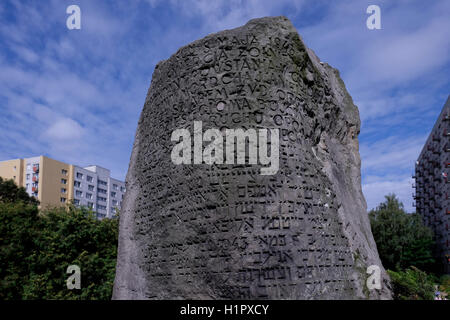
32 166 39 173
445 144 450 152
32 176 38 182
31 186 38 193
433 133 441 142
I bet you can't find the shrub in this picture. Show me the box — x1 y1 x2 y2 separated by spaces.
387 267 435 300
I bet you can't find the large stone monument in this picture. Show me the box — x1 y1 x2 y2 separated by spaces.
113 16 391 299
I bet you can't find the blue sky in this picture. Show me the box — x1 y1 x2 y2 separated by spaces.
0 0 449 212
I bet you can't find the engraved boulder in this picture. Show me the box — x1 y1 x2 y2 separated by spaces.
113 16 392 300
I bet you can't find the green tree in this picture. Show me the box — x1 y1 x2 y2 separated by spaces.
0 177 119 299
369 194 435 272
0 177 39 205
0 201 40 299
387 267 435 300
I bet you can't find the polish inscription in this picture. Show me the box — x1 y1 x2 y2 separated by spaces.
127 19 357 299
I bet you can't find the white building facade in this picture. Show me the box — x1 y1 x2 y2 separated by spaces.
72 165 126 219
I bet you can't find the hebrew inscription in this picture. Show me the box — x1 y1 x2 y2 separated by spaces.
113 16 392 300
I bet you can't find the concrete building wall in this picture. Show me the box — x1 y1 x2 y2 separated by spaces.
0 158 24 187
24 157 41 199
72 165 99 212
415 96 450 274
39 156 72 209
108 177 125 218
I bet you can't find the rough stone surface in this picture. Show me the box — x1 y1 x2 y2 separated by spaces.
113 16 392 300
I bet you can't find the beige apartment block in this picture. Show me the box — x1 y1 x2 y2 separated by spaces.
0 156 73 208
38 156 74 209
0 158 25 187
0 155 125 219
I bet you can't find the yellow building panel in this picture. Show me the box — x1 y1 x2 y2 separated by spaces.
0 158 24 187
38 156 71 209
68 164 75 202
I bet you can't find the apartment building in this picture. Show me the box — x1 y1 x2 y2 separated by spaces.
414 96 450 273
0 155 125 219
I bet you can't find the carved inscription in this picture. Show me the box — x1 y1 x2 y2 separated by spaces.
122 17 361 299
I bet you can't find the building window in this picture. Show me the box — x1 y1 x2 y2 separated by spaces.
97 196 107 202
26 174 30 180
87 176 93 182
73 199 80 205
120 186 126 192
87 202 94 209
88 185 94 191
60 197 66 203
111 191 116 198
97 204 106 210
26 183 29 189
62 169 68 175
113 184 118 190
98 188 107 194
74 181 81 188
61 188 67 194
86 193 92 200
97 212 106 219
112 200 118 206
76 172 83 179
26 164 31 171
61 178 67 184
98 180 107 186
75 190 83 197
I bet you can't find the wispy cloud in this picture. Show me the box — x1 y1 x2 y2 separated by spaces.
363 176 415 213
360 135 426 173
0 0 448 212
42 118 85 141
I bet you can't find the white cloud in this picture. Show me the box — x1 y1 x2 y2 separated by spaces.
360 135 426 172
360 134 427 213
10 44 39 64
156 0 305 32
42 118 85 141
359 14 450 85
363 176 414 212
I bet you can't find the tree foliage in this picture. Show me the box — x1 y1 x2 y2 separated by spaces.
369 194 435 272
0 177 39 205
387 267 436 300
0 178 118 300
